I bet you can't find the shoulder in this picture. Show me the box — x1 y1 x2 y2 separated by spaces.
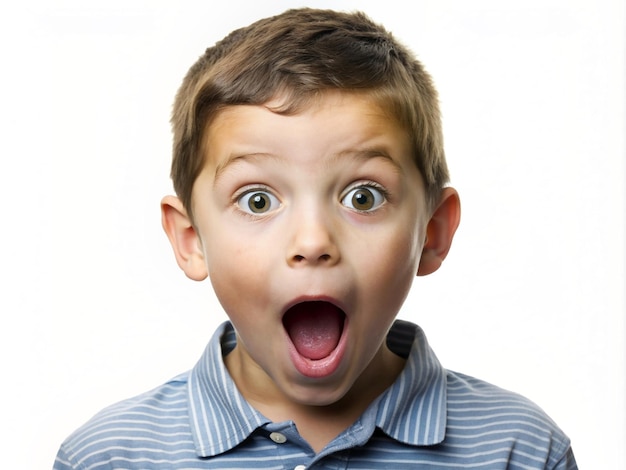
55 372 196 470
71 371 191 435
446 369 561 426
444 370 575 468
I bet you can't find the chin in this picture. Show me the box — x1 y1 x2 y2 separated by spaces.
286 380 352 408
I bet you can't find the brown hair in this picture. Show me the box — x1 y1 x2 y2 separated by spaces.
170 8 449 218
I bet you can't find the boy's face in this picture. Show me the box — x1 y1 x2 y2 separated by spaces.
163 91 457 408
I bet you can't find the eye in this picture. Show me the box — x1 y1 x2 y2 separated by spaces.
341 184 386 212
237 190 280 215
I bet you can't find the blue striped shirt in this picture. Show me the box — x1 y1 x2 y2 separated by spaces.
54 320 577 469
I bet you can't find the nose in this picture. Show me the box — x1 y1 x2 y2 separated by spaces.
287 209 340 267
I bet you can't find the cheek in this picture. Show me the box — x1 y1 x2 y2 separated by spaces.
205 231 275 311
371 225 421 275
360 227 422 305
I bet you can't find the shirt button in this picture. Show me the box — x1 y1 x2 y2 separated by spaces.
294 466 306 470
269 432 287 444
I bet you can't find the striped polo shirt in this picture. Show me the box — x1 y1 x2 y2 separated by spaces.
54 320 577 469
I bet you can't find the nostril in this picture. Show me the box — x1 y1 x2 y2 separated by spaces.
291 253 332 264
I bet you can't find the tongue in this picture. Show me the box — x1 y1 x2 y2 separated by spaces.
283 301 344 360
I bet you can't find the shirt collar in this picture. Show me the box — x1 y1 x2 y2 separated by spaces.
187 322 270 457
187 320 447 457
373 319 447 446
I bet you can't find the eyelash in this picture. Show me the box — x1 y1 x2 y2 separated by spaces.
233 185 280 216
346 181 389 197
341 181 389 213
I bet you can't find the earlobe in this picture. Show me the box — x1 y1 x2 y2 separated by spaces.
417 187 461 276
160 195 208 281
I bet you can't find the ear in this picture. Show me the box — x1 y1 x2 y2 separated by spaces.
417 187 461 276
160 195 208 281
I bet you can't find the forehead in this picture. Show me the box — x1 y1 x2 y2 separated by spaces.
201 91 408 158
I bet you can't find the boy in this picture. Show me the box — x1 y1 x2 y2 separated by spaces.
54 8 577 469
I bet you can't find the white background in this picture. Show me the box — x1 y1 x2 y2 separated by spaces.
0 1 623 468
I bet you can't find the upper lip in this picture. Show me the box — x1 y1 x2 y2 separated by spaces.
281 295 347 318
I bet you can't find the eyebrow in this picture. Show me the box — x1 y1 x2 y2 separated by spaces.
213 147 402 184
213 152 279 184
338 148 398 163
335 147 403 172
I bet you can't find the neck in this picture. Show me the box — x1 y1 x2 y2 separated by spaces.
225 342 406 453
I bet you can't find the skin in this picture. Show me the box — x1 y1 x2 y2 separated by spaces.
161 91 460 453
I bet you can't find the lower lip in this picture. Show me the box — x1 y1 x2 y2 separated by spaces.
284 318 349 379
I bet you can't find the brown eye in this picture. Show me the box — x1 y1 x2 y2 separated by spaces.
238 190 280 214
341 185 385 212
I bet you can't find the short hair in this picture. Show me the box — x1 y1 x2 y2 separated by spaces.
170 8 449 218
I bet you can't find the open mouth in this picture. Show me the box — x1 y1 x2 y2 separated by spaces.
282 301 346 361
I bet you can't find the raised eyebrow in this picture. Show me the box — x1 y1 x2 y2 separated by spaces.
336 148 402 169
213 152 278 184
213 148 401 183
